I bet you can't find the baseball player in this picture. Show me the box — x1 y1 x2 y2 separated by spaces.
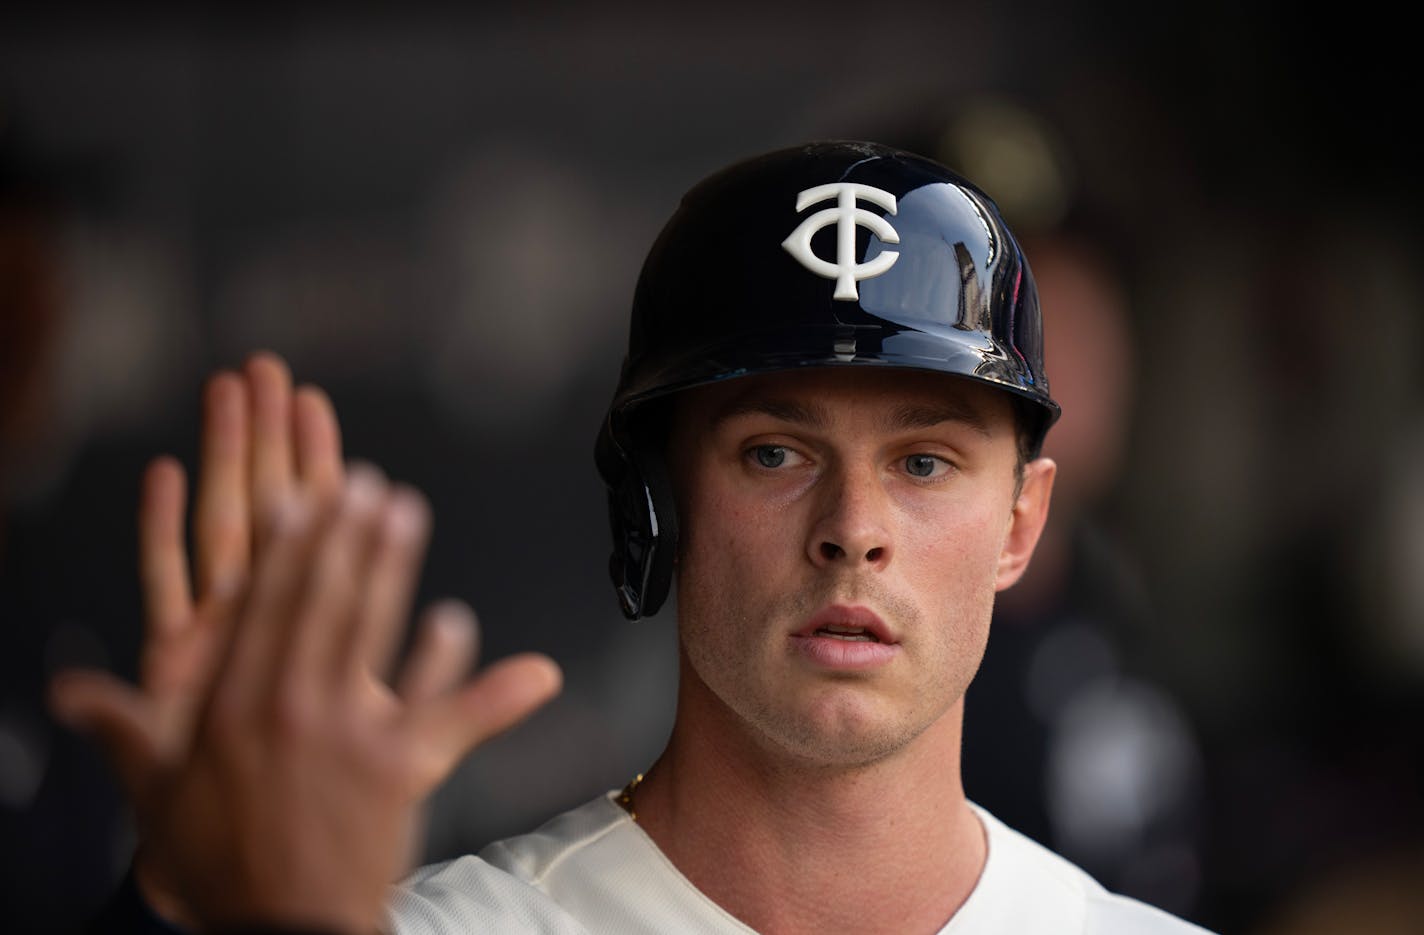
53 142 1214 933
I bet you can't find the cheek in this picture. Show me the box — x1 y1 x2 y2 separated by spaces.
676 478 754 608
902 503 1008 628
679 466 790 562
904 496 1008 570
675 473 807 658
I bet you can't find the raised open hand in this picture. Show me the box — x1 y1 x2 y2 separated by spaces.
49 353 344 922
50 354 561 932
103 467 559 933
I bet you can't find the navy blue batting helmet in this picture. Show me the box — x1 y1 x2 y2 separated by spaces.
596 141 1059 619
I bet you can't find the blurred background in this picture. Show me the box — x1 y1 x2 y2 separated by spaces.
2 2 1421 932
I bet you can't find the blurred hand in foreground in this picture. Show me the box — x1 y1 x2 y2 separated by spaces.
49 354 561 933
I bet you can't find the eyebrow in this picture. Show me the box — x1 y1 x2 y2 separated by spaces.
710 398 829 430
889 402 992 437
709 396 992 437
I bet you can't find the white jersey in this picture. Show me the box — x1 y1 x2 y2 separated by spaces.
387 791 1213 934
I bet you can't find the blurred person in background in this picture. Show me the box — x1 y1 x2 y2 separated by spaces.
965 230 1205 916
869 98 1208 918
1 106 134 935
1 111 63 537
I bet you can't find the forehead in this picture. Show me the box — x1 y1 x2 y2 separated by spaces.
669 367 1017 436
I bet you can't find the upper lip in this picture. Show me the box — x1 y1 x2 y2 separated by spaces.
795 605 897 644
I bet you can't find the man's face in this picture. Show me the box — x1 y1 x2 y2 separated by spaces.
668 367 1053 768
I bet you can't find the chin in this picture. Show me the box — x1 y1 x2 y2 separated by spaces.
750 687 941 769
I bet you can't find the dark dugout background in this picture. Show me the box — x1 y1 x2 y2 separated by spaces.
3 3 1421 932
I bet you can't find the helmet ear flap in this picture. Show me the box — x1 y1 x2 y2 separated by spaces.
601 433 679 620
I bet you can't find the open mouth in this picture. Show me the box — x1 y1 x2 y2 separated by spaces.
793 608 899 669
813 624 881 643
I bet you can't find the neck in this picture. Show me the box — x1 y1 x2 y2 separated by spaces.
633 662 986 935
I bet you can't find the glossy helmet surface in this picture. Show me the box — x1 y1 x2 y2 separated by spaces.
596 140 1059 619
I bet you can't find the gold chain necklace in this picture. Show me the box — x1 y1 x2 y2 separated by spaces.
617 772 644 821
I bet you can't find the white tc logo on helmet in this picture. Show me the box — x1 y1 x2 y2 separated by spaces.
781 182 900 301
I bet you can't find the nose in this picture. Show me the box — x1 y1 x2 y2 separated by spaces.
807 462 893 569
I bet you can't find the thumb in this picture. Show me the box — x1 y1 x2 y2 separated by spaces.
49 669 163 798
412 653 562 784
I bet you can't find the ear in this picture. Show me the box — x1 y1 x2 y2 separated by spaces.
995 457 1056 592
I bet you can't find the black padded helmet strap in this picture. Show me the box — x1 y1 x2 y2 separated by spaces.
597 423 678 620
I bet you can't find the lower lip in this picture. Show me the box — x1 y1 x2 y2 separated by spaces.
790 634 899 670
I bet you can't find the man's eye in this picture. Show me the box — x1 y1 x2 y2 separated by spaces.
752 445 790 468
904 454 948 477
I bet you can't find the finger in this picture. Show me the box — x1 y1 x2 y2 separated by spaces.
293 384 344 503
139 456 192 639
411 653 561 782
395 601 479 705
246 352 297 546
349 485 431 680
49 669 162 799
194 371 251 597
284 465 388 688
215 493 321 705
